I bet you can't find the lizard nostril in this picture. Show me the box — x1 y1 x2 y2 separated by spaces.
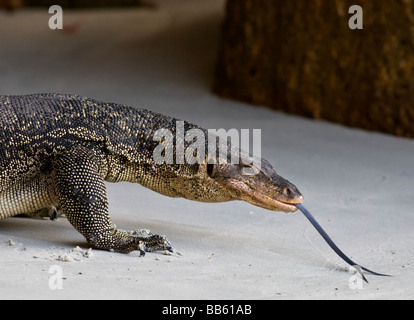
283 187 292 197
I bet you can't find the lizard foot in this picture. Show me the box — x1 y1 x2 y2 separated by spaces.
118 229 174 256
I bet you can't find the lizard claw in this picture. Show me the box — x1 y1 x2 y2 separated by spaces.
140 234 174 253
115 229 175 255
138 241 146 257
138 237 175 257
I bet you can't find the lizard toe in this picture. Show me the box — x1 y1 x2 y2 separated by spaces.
140 234 174 254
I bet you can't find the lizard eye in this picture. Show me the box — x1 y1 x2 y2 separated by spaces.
207 163 214 177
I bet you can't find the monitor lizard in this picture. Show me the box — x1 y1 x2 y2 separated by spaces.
0 93 303 254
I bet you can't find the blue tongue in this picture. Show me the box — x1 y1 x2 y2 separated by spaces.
295 203 390 283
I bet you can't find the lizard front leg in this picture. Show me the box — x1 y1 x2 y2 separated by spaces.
54 146 173 254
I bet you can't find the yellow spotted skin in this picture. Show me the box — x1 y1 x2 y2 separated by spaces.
0 93 196 253
0 94 303 254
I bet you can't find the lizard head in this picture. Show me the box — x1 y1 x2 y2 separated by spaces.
205 156 303 213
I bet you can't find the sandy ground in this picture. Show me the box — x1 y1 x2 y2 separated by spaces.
0 0 413 300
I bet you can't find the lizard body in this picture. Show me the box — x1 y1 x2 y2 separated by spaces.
0 93 303 253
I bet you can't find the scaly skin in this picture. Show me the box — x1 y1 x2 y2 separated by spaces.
0 93 303 254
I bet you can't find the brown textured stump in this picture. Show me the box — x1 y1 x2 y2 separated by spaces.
214 0 414 138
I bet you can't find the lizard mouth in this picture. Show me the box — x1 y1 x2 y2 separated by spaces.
248 190 301 213
226 179 303 213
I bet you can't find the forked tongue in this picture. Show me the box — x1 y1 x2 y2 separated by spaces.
295 203 390 283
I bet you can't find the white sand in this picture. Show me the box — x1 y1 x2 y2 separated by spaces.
0 0 413 300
